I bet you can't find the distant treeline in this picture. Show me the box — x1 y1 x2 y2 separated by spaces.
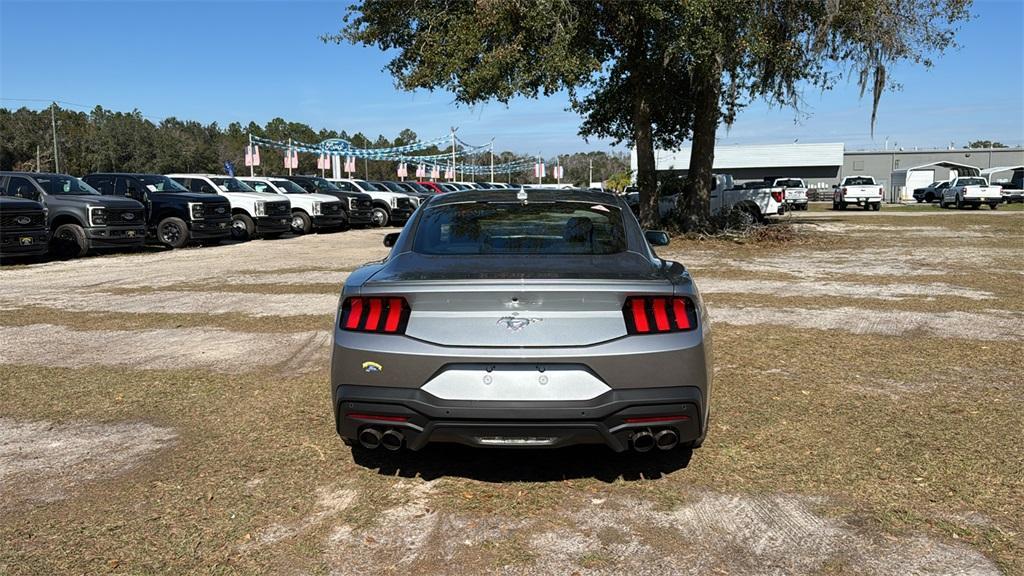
0 105 629 184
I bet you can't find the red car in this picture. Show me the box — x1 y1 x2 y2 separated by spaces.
416 181 445 194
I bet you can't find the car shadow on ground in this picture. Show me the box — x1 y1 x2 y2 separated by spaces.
350 443 693 483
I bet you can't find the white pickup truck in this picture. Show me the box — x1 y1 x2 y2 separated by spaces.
167 174 292 240
771 178 809 211
658 174 786 221
238 177 346 234
833 175 883 211
328 178 416 227
939 176 1003 210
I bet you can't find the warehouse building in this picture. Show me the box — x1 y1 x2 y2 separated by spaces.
637 143 1024 201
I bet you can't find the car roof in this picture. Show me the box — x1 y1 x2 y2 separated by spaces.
427 187 621 207
1 171 64 177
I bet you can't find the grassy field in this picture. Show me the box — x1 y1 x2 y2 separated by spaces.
1 210 1021 575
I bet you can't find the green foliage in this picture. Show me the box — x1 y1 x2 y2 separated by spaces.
0 105 572 180
604 170 632 192
966 140 1008 149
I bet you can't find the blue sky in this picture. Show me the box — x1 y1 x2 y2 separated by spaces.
1 0 1021 155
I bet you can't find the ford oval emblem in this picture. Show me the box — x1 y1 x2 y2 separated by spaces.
123 212 135 220
14 216 31 225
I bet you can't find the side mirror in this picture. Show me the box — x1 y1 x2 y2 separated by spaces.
383 232 400 247
644 230 670 246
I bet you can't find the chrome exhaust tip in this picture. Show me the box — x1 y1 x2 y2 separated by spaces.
358 427 382 450
631 430 655 453
381 429 404 451
654 428 679 451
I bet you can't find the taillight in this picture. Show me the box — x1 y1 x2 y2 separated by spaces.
771 190 784 203
623 296 697 334
340 297 410 334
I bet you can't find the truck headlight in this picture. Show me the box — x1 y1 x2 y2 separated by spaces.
189 202 205 220
254 202 266 217
390 196 399 208
312 201 322 216
89 206 107 226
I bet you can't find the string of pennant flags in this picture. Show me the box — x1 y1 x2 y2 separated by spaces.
244 133 556 180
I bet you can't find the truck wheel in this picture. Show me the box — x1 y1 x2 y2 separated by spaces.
371 206 389 228
839 201 847 210
955 195 963 209
831 199 839 210
157 217 189 249
231 214 254 241
872 202 881 211
862 202 871 211
925 193 935 203
51 223 89 259
990 203 999 210
290 211 312 234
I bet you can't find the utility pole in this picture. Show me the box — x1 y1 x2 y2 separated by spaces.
489 140 494 183
288 138 294 176
450 127 457 182
249 134 255 177
50 103 59 173
363 157 368 180
589 158 593 186
36 145 41 172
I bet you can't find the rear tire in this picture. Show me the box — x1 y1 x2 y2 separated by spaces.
51 223 89 259
990 203 999 210
290 210 312 235
871 202 880 211
231 214 254 241
955 195 963 209
156 217 189 249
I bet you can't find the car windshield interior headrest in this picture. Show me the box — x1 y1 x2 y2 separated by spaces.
563 216 594 242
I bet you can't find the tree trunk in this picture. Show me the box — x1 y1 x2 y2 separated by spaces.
633 90 658 229
682 60 723 229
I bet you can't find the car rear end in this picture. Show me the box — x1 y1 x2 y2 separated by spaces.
330 190 711 453
962 184 1003 205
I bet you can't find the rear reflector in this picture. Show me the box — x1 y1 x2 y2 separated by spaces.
623 296 697 335
340 297 410 334
346 413 409 422
623 415 691 424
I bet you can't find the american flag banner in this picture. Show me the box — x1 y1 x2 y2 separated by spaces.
534 162 546 178
554 165 563 179
416 164 426 178
444 167 454 180
244 146 253 167
284 149 299 169
397 163 408 178
431 166 440 179
253 146 260 166
345 156 356 173
317 153 329 170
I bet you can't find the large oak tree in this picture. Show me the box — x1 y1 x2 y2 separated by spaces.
331 0 970 228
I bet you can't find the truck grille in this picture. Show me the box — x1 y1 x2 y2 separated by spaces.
350 197 372 210
397 197 415 210
106 209 145 225
323 202 343 215
0 211 47 228
207 203 231 219
266 202 290 217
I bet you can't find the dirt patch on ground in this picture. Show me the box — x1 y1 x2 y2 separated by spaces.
699 278 995 300
0 324 330 372
0 418 176 509
710 306 1023 341
1 290 339 317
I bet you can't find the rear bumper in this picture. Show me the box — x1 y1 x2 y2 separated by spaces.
961 196 1003 204
334 384 705 451
84 225 146 247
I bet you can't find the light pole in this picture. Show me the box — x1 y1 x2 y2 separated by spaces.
50 103 60 173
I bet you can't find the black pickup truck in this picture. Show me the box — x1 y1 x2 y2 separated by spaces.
0 172 146 258
285 175 374 227
0 189 49 259
84 173 232 248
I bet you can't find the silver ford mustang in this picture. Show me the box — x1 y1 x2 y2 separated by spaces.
330 188 712 453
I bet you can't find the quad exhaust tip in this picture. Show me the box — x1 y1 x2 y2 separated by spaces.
631 430 655 453
381 429 404 451
654 428 679 451
358 427 382 450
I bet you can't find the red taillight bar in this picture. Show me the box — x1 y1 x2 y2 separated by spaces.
347 413 409 422
340 297 411 334
623 296 697 335
623 415 691 424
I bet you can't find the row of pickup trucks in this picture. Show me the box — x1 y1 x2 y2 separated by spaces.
0 171 425 259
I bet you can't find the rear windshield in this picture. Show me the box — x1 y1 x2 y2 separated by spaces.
775 179 803 187
957 177 987 186
412 202 627 255
844 177 875 186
